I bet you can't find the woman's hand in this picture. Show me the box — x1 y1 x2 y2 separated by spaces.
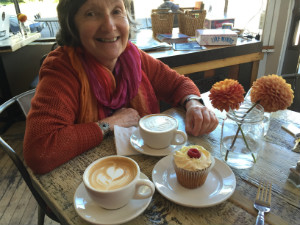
185 101 218 136
100 108 140 131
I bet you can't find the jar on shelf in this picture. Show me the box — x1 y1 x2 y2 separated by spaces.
20 22 30 37
220 102 264 169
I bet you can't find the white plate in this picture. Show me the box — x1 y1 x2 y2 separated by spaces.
130 129 185 156
152 155 236 208
74 173 152 225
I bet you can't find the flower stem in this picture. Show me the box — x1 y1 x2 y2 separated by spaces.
239 123 256 163
225 102 259 163
229 102 259 149
225 148 229 161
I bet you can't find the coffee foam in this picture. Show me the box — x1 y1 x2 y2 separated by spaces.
88 157 137 191
141 115 176 132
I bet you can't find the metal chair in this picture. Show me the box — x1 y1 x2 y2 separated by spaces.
281 73 300 112
0 89 60 225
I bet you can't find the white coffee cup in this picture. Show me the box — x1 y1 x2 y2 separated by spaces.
83 155 155 209
139 114 187 149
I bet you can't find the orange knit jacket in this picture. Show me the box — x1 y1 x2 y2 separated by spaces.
23 47 200 174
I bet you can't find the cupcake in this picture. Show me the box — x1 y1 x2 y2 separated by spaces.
173 145 215 189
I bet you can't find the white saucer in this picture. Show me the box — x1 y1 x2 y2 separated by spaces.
74 173 152 225
152 155 236 208
130 129 185 156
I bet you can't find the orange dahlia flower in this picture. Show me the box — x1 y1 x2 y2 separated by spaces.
209 79 245 112
17 13 27 23
250 74 294 112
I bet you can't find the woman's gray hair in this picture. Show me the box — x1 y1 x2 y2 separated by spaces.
56 0 136 46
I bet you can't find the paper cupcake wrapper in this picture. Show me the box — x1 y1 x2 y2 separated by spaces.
173 157 215 189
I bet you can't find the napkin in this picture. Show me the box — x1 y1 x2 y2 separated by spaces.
114 125 140 156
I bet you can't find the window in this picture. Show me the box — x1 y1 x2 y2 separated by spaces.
292 19 300 46
134 0 267 36
2 0 58 39
2 0 267 39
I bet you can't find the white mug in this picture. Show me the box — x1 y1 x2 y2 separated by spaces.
139 114 187 149
83 155 155 209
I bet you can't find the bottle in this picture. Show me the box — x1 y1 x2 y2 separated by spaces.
287 161 300 188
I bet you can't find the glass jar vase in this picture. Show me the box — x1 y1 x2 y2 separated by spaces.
220 102 264 169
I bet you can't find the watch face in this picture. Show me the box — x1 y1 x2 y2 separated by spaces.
100 123 109 129
98 122 110 137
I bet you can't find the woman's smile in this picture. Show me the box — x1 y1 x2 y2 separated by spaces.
96 37 119 43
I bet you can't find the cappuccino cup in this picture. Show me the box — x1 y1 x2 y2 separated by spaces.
83 156 155 209
139 114 187 149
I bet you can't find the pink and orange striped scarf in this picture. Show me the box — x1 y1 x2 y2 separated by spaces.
65 41 155 123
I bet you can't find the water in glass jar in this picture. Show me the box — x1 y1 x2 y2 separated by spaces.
221 135 259 169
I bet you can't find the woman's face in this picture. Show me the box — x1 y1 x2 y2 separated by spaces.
74 0 129 71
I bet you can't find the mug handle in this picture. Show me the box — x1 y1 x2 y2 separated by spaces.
133 179 155 199
171 130 187 145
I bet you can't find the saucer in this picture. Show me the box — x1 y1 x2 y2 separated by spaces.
130 129 185 156
152 155 236 208
74 173 152 225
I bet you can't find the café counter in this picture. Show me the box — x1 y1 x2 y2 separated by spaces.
0 33 41 102
134 29 263 92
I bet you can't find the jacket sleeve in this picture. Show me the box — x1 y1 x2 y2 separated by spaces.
23 49 102 174
139 49 200 106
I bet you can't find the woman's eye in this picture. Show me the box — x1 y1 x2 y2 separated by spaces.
86 11 96 17
113 8 123 15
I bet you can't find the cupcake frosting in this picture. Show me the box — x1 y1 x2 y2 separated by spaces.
174 145 212 171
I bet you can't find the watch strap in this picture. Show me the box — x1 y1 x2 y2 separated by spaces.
183 96 205 110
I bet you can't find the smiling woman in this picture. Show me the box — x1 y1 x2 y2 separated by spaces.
23 0 218 174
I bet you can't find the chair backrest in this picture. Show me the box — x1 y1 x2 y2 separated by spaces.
16 89 36 116
0 89 35 117
0 89 58 223
281 73 300 112
0 89 37 190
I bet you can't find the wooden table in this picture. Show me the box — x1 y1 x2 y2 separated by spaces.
28 100 300 225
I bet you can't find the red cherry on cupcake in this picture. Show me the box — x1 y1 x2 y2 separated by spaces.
187 148 201 158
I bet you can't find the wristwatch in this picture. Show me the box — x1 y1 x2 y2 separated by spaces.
183 96 205 110
97 122 111 138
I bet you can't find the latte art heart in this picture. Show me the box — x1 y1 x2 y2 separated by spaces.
89 158 137 191
107 167 124 180
93 167 128 190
